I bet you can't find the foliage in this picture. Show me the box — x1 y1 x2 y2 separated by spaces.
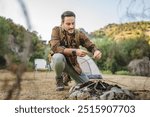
92 37 150 74
0 17 10 54
91 21 150 74
0 16 46 69
92 21 150 43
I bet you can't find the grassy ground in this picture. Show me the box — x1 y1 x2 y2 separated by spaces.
0 70 150 100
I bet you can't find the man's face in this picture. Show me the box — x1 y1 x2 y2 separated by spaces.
62 16 75 34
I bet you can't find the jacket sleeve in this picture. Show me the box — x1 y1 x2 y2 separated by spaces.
79 31 99 54
49 26 65 54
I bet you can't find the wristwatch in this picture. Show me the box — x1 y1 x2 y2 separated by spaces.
72 49 76 56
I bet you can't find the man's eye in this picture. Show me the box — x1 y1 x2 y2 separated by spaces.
66 23 71 25
66 23 74 25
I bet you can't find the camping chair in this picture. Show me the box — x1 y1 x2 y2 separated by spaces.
34 58 50 78
77 55 103 79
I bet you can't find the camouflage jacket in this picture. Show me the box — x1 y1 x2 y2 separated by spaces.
50 26 98 74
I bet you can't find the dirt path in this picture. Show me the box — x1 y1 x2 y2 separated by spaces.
0 70 150 100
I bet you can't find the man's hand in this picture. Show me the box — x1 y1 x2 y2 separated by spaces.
93 50 102 60
76 49 88 57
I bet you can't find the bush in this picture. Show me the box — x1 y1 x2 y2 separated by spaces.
92 37 150 73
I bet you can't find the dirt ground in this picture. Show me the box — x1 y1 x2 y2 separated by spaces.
0 70 150 100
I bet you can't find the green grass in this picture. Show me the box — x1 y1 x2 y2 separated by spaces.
101 70 112 74
101 70 131 75
115 70 130 75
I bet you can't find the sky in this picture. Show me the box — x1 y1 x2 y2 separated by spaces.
0 0 150 42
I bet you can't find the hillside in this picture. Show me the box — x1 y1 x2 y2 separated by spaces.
90 21 150 75
92 21 150 43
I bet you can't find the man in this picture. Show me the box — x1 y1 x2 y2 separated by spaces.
50 11 102 91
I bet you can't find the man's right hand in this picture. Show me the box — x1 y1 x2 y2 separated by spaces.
63 48 88 57
76 49 88 57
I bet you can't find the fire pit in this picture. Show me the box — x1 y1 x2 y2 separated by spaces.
68 80 134 100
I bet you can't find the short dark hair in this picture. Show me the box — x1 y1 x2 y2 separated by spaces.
61 11 76 22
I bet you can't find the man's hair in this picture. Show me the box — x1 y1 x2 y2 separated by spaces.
61 11 76 22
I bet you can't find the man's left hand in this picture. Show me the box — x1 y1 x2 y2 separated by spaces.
93 50 102 60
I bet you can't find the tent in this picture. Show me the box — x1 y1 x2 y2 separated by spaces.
34 59 49 70
34 58 50 78
77 55 103 79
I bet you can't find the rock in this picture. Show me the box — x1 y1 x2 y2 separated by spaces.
128 57 150 76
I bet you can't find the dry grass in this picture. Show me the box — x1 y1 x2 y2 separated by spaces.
0 70 73 100
0 70 150 100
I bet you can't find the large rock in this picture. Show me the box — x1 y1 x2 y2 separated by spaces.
128 57 150 76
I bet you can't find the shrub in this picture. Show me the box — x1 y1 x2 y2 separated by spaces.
92 37 150 74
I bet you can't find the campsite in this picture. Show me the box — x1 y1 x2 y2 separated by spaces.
0 0 150 100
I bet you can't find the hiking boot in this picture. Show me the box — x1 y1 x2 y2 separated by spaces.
56 76 64 91
62 73 71 86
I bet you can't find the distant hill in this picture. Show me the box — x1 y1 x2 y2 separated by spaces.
91 21 150 43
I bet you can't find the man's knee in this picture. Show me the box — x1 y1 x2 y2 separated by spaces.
51 53 66 72
52 53 66 63
51 53 66 69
